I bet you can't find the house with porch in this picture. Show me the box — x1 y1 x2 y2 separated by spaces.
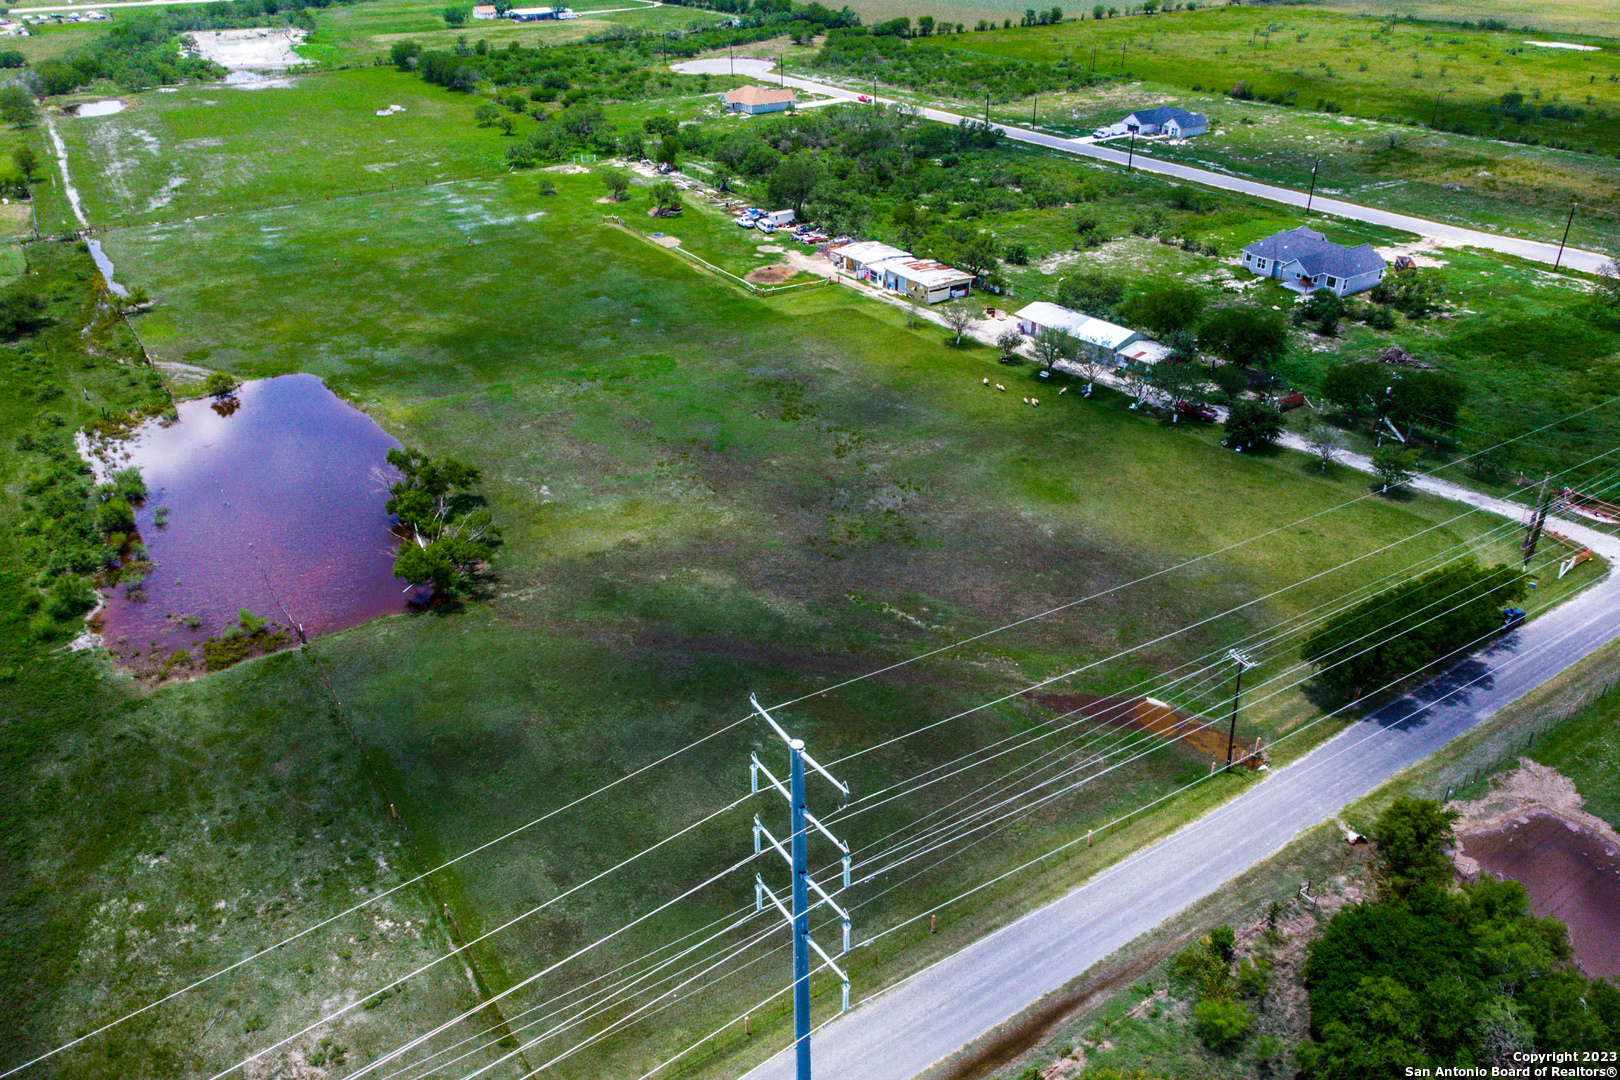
1119 105 1208 138
1240 226 1387 297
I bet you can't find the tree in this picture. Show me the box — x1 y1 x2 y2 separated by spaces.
622 129 644 160
390 40 422 69
1093 2 1105 16
649 180 681 211
203 371 239 398
601 168 630 201
1055 269 1125 317
1198 306 1289 370
443 3 471 25
1371 444 1419 491
11 145 36 181
1030 326 1075 370
1118 281 1206 339
1302 287 1343 336
385 446 501 596
941 302 976 345
473 102 500 126
1300 560 1523 700
0 85 36 129
767 154 821 215
655 133 680 167
496 115 514 136
949 227 1000 281
1320 361 1385 426
1154 359 1208 405
916 14 934 34
1072 341 1113 392
1223 400 1284 451
1371 798 1459 897
1117 358 1156 404
1302 416 1345 473
1387 370 1466 440
710 165 732 192
995 328 1023 359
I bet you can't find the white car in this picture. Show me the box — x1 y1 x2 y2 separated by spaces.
735 217 755 229
1092 128 1112 138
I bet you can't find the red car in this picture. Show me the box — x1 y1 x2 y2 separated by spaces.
857 95 870 102
1174 401 1218 422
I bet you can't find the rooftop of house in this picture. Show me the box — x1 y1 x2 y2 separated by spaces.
829 241 912 264
1127 105 1205 126
721 85 798 106
871 257 973 288
1015 302 1138 349
1243 226 1387 279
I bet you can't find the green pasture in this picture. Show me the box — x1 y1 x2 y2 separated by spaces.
919 7 1620 152
82 161 1606 1075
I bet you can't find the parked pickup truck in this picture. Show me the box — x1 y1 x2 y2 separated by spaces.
1174 401 1218 423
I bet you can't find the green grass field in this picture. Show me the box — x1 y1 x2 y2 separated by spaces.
7 23 1619 1078
76 147 1601 1075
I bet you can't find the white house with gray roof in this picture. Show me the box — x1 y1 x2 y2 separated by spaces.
1240 226 1387 297
1119 106 1208 138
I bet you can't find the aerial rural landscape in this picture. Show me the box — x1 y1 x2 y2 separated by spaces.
1 0 1618 1075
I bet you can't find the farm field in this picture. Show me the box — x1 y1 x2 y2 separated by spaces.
7 9 1620 1079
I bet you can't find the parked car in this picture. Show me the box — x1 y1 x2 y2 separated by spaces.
1174 401 1218 423
858 95 870 102
1502 607 1527 630
1092 128 1112 138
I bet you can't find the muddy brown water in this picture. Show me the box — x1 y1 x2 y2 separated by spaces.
95 374 407 657
1463 815 1620 979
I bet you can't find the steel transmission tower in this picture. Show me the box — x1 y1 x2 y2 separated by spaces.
749 695 852 1080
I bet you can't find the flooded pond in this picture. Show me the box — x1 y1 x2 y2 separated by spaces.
74 100 126 117
86 239 129 297
94 374 407 665
1464 815 1620 979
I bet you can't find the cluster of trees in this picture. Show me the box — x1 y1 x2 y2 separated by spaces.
385 447 500 597
1297 798 1620 1076
1318 361 1466 443
1300 561 1524 701
812 26 1101 99
28 13 224 96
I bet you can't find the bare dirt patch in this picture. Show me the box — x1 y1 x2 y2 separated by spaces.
1375 238 1451 267
187 28 307 70
652 234 681 248
744 263 797 285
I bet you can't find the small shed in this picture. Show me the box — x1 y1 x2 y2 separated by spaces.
1015 302 1143 359
1115 339 1174 366
720 85 798 115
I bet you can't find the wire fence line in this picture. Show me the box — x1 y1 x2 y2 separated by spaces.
600 215 833 296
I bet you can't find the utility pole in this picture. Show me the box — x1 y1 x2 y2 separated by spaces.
1224 651 1258 772
750 696 852 1080
1522 472 1552 569
1126 131 1135 172
730 42 735 77
1304 156 1319 213
985 91 991 125
780 54 785 87
1032 94 1037 122
1554 202 1577 270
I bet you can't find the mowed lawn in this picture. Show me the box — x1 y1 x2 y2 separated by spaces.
87 156 1596 1076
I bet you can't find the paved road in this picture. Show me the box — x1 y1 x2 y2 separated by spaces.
742 485 1620 1080
672 59 1609 275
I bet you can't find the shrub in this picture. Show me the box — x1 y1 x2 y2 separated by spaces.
203 371 239 398
1193 997 1251 1051
1223 400 1285 451
1209 924 1236 962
